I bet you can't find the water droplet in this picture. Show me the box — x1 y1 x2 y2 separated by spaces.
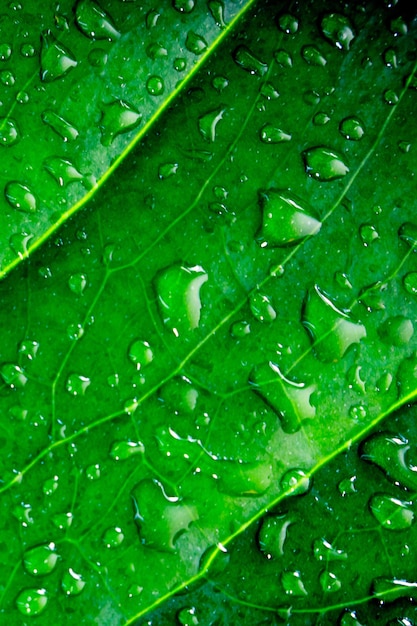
198 106 225 142
177 606 199 626
66 374 91 396
362 432 417 491
159 376 198 413
359 223 379 245
346 364 366 393
155 264 208 335
273 49 292 67
67 323 84 341
100 100 141 146
277 13 299 35
339 116 365 140
52 512 73 530
301 45 327 66
185 31 207 55
173 0 195 12
208 1 226 29
250 362 316 433
103 526 124 548
44 157 84 187
10 231 34 259
378 315 414 346
24 543 59 576
232 45 268 76
20 43 35 58
0 43 12 61
86 463 101 480
145 9 160 29
0 69 15 86
43 476 59 496
41 110 79 142
110 440 145 461
249 291 276 323
13 502 33 527
128 340 153 370
313 112 331 126
281 468 311 496
158 162 178 179
320 13 355 50
403 272 417 295
281 570 308 596
349 404 367 421
383 47 397 68
146 42 168 60
88 48 108 67
260 81 279 100
303 146 349 181
67 273 87 295
334 271 352 290
62 568 85 596
146 75 164 96
124 397 139 414
174 57 186 71
313 538 347 561
320 571 341 593
258 514 292 559
257 189 321 248
0 363 27 388
75 0 120 41
230 320 250 338
16 90 29 104
132 479 198 551
399 222 417 248
340 611 364 626
372 578 417 603
302 285 366 362
0 117 19 146
338 475 357 496
5 181 37 213
399 140 411 153
16 588 48 616
370 493 414 530
384 89 399 105
390 16 408 37
260 125 291 144
40 30 77 82
18 340 39 361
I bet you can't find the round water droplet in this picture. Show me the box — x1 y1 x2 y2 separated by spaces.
174 57 186 72
100 100 142 146
128 340 153 369
301 45 327 66
384 89 399 105
40 30 77 82
88 48 108 67
66 374 91 396
281 468 311 496
281 570 308 596
370 493 414 530
0 117 19 146
349 404 367 421
173 0 195 12
146 75 164 96
260 124 291 144
339 116 365 140
177 606 199 625
110 440 145 461
320 570 341 593
399 141 411 153
303 146 349 181
68 273 87 294
249 291 276 323
277 13 299 34
0 43 12 61
20 43 35 58
16 588 48 616
404 272 417 295
359 223 379 245
320 13 355 50
5 181 37 213
274 48 292 67
212 75 228 92
24 542 59 576
0 69 15 86
43 476 59 496
62 568 85 596
103 526 124 548
185 31 207 55
313 111 330 126
378 315 414 346
233 45 268 76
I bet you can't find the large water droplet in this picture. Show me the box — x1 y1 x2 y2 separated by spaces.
5 181 37 213
100 100 141 146
66 374 91 396
61 569 85 596
303 146 349 181
320 13 355 50
302 285 366 362
370 493 414 530
257 189 321 248
68 273 88 295
75 0 120 41
155 264 208 335
250 362 316 433
110 440 145 461
185 31 207 55
24 543 59 576
260 125 291 144
44 157 84 187
177 606 199 626
198 106 225 142
0 117 19 146
281 570 308 596
0 69 15 86
40 31 77 82
232 45 268 76
41 110 79 142
339 116 365 140
378 315 414 346
0 43 12 61
16 588 48 616
301 45 327 66
362 432 417 491
258 514 292 559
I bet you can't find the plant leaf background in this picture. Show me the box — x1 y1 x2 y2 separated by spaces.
1 1 417 624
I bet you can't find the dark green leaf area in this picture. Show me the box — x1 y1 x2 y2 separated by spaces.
1 1 417 624
143 407 417 625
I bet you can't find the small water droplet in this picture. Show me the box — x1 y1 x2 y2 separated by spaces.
399 140 411 153
320 571 342 593
277 13 299 35
5 181 37 213
43 476 59 496
128 340 153 369
301 45 327 66
378 315 414 346
313 538 347 561
185 31 207 55
258 514 292 559
68 273 87 295
20 43 35 58
100 100 141 146
0 117 20 146
75 0 120 41
86 463 101 480
233 45 268 76
174 57 187 71
146 75 164 96
159 376 198 413
158 162 178 179
44 157 84 187
24 543 59 576
383 47 397 68
40 30 77 82
146 42 168 60
230 320 251 338
260 81 279 100
110 440 145 461
66 374 91 396
281 570 308 596
390 16 408 37
41 110 79 142
370 493 414 530
313 111 331 126
177 606 199 626
362 432 417 491
0 363 27 388
208 0 226 28
0 43 12 61
145 9 160 29
320 13 355 50
62 568 85 596
18 340 39 361
87 48 108 67
260 124 291 144
0 69 15 86
257 189 321 247
198 106 225 142
103 526 124 548
16 588 48 616
16 90 29 104
384 89 399 105
13 502 33 527
339 116 365 140
249 291 276 323
273 48 292 67
303 146 349 181
338 475 357 496
403 272 417 295
173 0 195 12
359 223 379 246
281 468 311 496
349 403 368 421
52 512 73 530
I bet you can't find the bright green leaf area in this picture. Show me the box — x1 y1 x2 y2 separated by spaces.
1 1 417 624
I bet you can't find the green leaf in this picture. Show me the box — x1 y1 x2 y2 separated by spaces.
1 1 417 624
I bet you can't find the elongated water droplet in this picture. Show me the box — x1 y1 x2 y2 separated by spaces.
0 117 19 146
258 514 292 559
320 13 355 50
185 31 207 55
24 543 59 576
41 110 79 142
100 100 141 146
281 571 308 596
62 569 85 596
68 273 87 295
372 578 417 603
110 440 145 461
313 111 331 126
339 116 365 140
66 374 91 396
16 588 48 616
362 432 417 491
0 43 12 61
383 47 397 68
302 285 366 362
155 264 208 335
260 125 291 144
390 16 408 37
274 48 292 67
302 45 327 66
44 157 84 187
40 31 77 82
198 106 225 142
75 0 120 41
208 0 226 28
158 162 178 179
378 315 413 346
10 231 33 259
257 189 321 247
303 146 349 181
314 538 347 561
370 493 414 530
250 362 316 433
5 181 37 213
233 45 268 76
250 291 276 322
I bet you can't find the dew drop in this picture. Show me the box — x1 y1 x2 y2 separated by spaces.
10 232 33 259
13 502 33 527
260 125 291 144
43 476 59 496
173 0 195 13
5 181 37 213
249 291 276 323
103 526 124 548
404 272 417 295
68 273 87 295
260 81 279 100
62 568 85 596
24 543 59 576
340 610 365 625
16 588 48 616
233 45 268 76
99 100 141 146
67 323 84 341
281 570 308 596
370 493 414 530
372 578 417 603
198 106 225 142
146 9 160 29
273 48 292 67
174 57 186 71
378 315 413 346
320 571 342 593
281 468 311 496
66 374 91 396
41 110 79 142
109 440 145 461
146 42 168 60
16 90 29 104
0 363 27 388
159 376 198 413
44 157 84 187
185 31 207 55
301 45 327 66
230 320 250 338
258 514 292 559
390 16 408 37
320 13 355 50
0 43 12 61
40 30 77 82
0 69 15 86
277 13 299 35
349 404 367 421
75 0 120 41
303 146 349 181
339 116 365 140
399 141 411 153
20 43 35 58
